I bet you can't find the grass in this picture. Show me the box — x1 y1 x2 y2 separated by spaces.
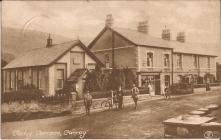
1 101 71 122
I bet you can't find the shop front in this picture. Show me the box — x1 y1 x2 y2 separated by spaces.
139 72 161 95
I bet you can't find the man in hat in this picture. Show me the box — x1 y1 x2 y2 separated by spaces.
84 90 93 115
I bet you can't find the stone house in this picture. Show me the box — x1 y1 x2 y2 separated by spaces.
88 15 217 95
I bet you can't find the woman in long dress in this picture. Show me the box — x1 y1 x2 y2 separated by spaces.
148 83 154 98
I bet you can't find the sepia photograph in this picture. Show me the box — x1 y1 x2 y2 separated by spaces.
1 0 221 139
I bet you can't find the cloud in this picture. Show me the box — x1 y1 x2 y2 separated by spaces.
2 0 220 45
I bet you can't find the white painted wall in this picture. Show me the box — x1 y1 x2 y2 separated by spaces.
48 45 98 95
57 51 71 77
71 45 84 52
48 65 55 95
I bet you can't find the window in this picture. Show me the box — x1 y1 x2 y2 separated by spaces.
38 70 44 89
146 52 153 67
207 57 210 68
31 69 38 88
105 54 110 68
177 54 182 69
164 54 170 67
87 63 96 70
56 69 64 89
72 58 80 65
193 55 198 69
165 75 170 87
17 70 23 89
9 71 16 89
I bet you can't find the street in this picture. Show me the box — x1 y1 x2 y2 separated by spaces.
2 89 221 139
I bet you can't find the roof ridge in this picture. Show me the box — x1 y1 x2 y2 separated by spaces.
52 39 79 46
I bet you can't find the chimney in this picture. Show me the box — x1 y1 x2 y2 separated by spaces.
46 34 53 48
137 21 148 34
105 14 113 27
161 27 171 41
176 32 185 43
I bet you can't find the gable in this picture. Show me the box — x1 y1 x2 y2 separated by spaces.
91 28 133 52
91 29 112 51
71 45 84 52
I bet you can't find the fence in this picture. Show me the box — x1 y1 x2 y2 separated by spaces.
1 88 70 104
2 88 149 104
194 83 221 88
90 88 149 99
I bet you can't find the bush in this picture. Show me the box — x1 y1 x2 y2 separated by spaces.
171 83 193 95
2 89 44 103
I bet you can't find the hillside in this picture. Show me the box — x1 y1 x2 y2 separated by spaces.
2 27 72 63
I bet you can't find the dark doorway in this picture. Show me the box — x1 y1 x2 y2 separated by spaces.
155 75 161 95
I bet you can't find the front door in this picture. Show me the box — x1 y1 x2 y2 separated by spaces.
154 75 161 95
141 74 161 95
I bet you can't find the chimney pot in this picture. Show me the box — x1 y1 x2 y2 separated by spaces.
105 14 114 27
176 32 185 43
137 21 148 34
162 27 171 41
46 34 53 48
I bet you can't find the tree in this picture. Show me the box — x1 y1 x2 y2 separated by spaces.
123 68 136 89
84 65 105 92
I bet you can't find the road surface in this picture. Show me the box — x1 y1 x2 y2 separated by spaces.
2 89 221 139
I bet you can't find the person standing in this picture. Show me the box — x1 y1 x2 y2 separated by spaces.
112 90 118 109
206 78 211 91
131 84 139 109
84 91 93 115
70 87 77 108
148 83 154 98
117 86 124 110
164 86 171 99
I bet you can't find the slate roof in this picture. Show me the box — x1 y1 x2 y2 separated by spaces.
67 68 88 82
3 40 104 69
89 26 217 57
112 27 171 49
168 41 217 56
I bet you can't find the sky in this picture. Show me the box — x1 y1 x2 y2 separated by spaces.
2 0 221 46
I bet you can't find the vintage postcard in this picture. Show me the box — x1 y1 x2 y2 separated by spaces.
1 0 221 139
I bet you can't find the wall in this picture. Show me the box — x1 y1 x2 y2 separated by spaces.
94 46 137 69
48 45 97 95
57 45 97 77
91 28 135 68
48 65 55 96
172 53 216 83
91 29 112 51
48 63 67 95
85 54 96 70
138 46 172 72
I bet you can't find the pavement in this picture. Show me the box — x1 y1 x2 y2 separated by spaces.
2 87 221 139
